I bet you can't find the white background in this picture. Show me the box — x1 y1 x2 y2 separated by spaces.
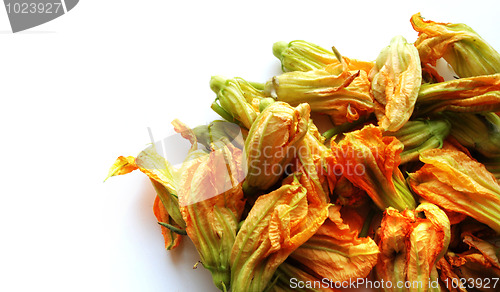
0 1 499 291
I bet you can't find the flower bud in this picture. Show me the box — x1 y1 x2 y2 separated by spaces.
369 35 422 132
210 76 264 129
243 102 310 192
265 53 374 125
191 120 245 151
416 74 500 115
273 40 339 72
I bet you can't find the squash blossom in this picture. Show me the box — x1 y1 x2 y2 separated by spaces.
273 40 339 72
243 101 310 193
264 49 375 125
375 202 450 292
387 119 451 164
411 13 500 78
369 35 422 132
175 121 246 291
444 112 500 159
210 76 265 130
415 74 500 116
287 205 380 284
408 147 500 233
106 147 186 250
334 124 416 211
230 175 329 292
272 40 373 74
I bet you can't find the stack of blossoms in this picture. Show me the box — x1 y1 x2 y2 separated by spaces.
107 14 500 292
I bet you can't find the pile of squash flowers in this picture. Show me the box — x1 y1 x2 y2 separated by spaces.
107 14 500 292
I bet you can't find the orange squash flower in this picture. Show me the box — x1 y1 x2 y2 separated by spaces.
416 74 500 116
106 151 186 250
264 49 374 125
334 124 416 211
230 175 329 292
411 13 500 78
408 147 500 233
174 121 246 291
287 205 379 283
369 35 422 132
375 202 451 292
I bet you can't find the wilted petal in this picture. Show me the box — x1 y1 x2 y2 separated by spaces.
272 261 337 292
106 148 186 233
105 156 138 180
406 203 451 290
375 208 413 291
445 112 500 159
463 234 500 269
291 121 336 204
436 257 467 292
153 194 182 250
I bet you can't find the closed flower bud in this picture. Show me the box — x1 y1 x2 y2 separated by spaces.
265 51 374 125
369 35 422 132
273 40 339 72
210 76 264 129
243 102 310 192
